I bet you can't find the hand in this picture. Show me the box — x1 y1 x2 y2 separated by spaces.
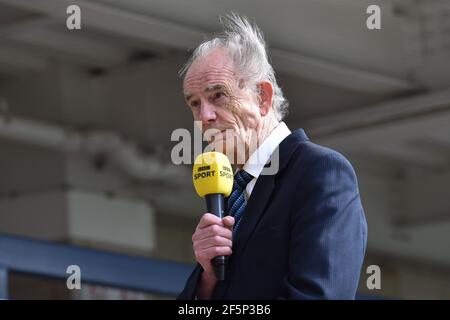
192 213 234 277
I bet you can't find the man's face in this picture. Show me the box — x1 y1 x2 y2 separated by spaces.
183 48 262 164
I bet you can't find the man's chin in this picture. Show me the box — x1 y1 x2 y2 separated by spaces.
207 140 246 164
207 139 227 154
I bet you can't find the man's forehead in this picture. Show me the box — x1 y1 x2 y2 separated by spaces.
184 49 235 86
183 67 235 97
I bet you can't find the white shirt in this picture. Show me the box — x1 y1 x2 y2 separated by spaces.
242 121 291 199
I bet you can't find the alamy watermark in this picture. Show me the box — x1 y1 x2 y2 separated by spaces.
366 5 381 30
66 5 81 30
66 265 81 290
366 264 381 290
171 121 280 175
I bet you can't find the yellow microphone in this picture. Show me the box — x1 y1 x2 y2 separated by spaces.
193 151 233 280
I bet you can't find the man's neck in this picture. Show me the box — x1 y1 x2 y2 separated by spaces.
252 114 279 158
257 117 279 145
236 115 280 170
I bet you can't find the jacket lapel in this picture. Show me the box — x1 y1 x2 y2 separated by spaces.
214 129 309 299
233 129 309 254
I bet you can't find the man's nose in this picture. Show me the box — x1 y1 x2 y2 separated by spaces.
198 101 217 125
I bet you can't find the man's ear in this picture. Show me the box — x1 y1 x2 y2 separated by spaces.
257 81 274 116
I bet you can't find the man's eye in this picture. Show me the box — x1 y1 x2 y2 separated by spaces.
213 92 225 100
190 100 200 108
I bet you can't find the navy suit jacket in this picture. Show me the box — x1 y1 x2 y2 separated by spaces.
178 129 367 299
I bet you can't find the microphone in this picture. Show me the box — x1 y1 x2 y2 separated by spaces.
193 151 233 281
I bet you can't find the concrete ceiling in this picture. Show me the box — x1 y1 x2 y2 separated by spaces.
0 0 449 220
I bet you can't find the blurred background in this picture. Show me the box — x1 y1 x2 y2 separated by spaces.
0 0 450 299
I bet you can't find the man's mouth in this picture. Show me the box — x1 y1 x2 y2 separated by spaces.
206 129 230 143
212 130 225 140
210 128 227 136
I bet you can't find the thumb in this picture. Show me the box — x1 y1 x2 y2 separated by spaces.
222 216 235 228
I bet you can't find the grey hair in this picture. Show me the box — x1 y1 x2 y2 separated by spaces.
180 13 289 121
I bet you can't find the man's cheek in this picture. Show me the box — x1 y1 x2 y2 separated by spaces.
224 95 245 115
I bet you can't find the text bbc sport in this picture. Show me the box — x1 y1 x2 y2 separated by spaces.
193 170 233 181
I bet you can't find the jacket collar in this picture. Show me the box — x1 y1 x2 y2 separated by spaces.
234 128 309 246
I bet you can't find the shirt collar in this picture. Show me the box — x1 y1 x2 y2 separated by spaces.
243 121 291 179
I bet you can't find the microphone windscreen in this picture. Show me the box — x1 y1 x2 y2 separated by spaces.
192 152 233 197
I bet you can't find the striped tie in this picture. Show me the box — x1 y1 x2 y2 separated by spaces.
227 169 253 235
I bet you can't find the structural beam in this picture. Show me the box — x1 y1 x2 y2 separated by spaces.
0 0 417 93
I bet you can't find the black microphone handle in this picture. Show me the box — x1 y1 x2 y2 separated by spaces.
205 193 227 281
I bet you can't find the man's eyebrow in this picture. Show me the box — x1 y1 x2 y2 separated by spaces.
184 84 225 101
205 84 225 92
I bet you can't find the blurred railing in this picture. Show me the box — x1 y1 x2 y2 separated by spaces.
0 233 193 299
0 233 382 300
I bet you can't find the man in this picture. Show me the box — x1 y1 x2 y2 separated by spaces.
178 14 367 300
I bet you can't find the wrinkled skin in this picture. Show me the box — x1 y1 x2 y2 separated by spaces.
183 47 278 167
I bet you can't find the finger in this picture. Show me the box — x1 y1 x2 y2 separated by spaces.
193 235 232 251
222 216 235 228
201 246 233 260
197 213 223 229
192 224 232 242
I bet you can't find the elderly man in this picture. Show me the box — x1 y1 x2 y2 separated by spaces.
177 14 367 300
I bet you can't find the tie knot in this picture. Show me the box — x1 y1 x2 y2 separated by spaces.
234 169 253 190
